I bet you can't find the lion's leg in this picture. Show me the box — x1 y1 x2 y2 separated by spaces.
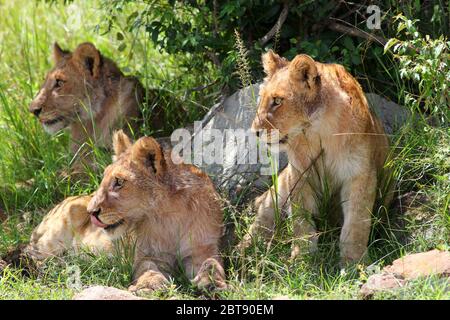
239 167 292 249
290 181 319 259
185 243 226 290
129 257 169 293
339 171 377 264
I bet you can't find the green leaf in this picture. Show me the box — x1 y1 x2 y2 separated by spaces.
351 54 361 65
127 11 139 24
384 38 399 54
151 29 159 44
343 37 354 50
434 43 445 58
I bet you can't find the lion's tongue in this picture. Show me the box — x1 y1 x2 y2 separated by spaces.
90 214 108 228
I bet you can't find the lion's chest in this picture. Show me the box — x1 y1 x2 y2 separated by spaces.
136 218 197 262
288 133 368 193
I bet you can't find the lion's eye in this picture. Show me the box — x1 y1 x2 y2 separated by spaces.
273 97 283 107
113 177 125 189
54 79 64 88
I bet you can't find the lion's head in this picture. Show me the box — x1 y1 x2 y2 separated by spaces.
252 51 322 147
87 130 167 239
29 42 120 134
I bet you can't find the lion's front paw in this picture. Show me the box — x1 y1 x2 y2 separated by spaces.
339 242 368 267
128 270 168 294
192 258 227 291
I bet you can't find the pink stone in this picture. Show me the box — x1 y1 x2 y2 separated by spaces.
384 249 450 279
360 273 405 298
73 286 146 300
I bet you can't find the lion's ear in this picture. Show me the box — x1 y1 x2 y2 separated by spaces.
73 42 102 78
112 130 132 160
288 54 319 92
262 50 288 78
53 42 69 64
132 137 166 177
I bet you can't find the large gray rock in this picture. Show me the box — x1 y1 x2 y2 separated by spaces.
188 85 410 199
366 93 411 135
192 84 287 200
73 285 145 300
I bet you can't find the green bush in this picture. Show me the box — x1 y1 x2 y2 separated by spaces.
99 0 449 100
385 14 449 123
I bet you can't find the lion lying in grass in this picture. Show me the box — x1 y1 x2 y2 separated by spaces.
25 131 226 292
29 42 171 174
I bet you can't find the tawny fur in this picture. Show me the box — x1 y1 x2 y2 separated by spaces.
240 51 391 264
25 195 113 260
28 42 163 173
87 131 226 291
26 131 226 291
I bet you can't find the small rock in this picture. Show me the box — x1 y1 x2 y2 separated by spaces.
360 249 450 298
73 286 146 300
360 273 406 298
384 249 450 279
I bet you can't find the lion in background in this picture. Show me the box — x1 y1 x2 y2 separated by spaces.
24 130 226 292
240 51 392 264
28 42 169 174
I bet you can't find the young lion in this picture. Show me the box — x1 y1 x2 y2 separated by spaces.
87 130 226 291
24 195 113 261
26 131 226 292
240 51 390 264
28 42 165 173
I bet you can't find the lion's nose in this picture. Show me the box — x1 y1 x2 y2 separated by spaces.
30 106 42 117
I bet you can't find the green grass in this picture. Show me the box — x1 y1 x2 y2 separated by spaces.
0 0 448 300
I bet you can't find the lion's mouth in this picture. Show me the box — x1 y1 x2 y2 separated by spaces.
43 116 65 126
90 212 125 231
